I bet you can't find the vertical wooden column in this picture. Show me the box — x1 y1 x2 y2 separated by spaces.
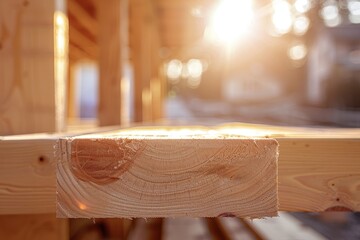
0 0 68 239
96 2 131 236
0 0 67 135
98 0 128 126
130 0 162 123
149 3 163 122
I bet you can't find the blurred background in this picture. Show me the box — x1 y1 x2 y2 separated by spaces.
69 0 360 127
65 0 360 239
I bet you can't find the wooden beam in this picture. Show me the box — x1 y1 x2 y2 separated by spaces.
69 26 98 59
68 0 98 37
69 41 96 60
130 0 145 122
0 135 58 214
1 124 359 215
0 0 68 239
278 138 360 212
97 0 127 126
0 126 118 215
56 133 278 218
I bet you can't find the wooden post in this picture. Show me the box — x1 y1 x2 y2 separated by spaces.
0 0 68 238
98 0 128 126
130 0 162 122
0 0 67 135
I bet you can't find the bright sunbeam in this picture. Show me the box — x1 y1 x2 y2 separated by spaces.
205 0 254 46
271 0 293 35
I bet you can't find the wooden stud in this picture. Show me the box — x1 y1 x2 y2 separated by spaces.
130 0 162 122
0 0 68 239
97 0 127 126
0 0 67 135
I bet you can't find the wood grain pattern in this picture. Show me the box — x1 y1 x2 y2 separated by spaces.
56 134 279 218
278 138 360 212
0 0 65 135
0 127 118 215
0 136 58 214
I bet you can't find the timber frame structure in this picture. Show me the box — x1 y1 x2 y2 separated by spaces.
0 0 359 239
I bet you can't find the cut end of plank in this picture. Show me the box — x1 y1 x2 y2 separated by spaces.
56 128 279 218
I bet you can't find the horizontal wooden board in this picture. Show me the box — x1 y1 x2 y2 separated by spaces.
0 123 359 215
56 135 279 218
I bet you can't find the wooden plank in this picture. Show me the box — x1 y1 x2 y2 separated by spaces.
1 124 359 215
130 0 145 122
0 126 118 215
0 0 65 135
97 0 127 126
56 131 279 218
278 138 360 212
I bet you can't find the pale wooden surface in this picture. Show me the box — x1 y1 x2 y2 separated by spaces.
0 137 57 214
0 0 61 135
0 126 118 215
1 123 359 215
278 138 360 212
57 134 279 218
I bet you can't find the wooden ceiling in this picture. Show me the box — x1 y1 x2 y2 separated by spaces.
68 0 216 62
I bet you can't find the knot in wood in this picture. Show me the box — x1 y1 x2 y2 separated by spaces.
70 138 144 184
